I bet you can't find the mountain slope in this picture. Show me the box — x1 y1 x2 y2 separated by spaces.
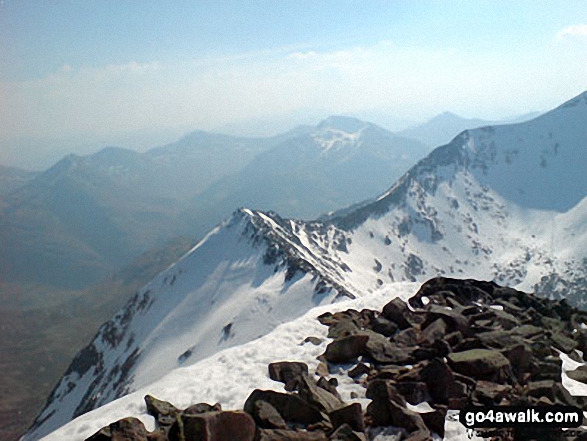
397 110 541 148
0 131 288 292
178 116 431 237
27 91 587 440
0 165 38 196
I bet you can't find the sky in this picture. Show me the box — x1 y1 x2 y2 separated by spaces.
0 0 586 169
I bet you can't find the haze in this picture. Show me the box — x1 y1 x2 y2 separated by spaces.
0 0 586 169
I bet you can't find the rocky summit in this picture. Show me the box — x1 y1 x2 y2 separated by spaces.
85 278 587 441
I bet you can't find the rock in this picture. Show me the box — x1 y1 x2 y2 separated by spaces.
477 330 524 350
418 318 447 347
86 417 149 441
417 358 455 404
269 361 309 384
290 374 345 413
146 429 167 441
391 328 419 347
348 363 370 378
365 380 429 437
381 298 413 329
144 395 180 428
421 404 447 438
370 317 398 337
315 361 330 377
249 400 288 429
502 343 534 381
256 429 328 440
244 389 325 427
472 380 511 405
329 423 366 440
514 324 543 339
179 411 255 441
183 402 222 415
423 305 469 333
550 331 578 354
304 336 324 346
329 403 365 432
317 376 342 400
395 381 431 404
531 360 562 381
567 365 587 383
323 335 369 364
328 319 361 340
491 309 521 330
447 349 511 380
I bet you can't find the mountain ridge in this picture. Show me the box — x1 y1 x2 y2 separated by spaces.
25 91 587 440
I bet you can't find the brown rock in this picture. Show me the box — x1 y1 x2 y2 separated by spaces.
329 423 366 440
447 349 511 380
268 361 309 384
250 400 288 429
256 429 328 440
329 403 365 432
86 417 149 441
290 374 345 413
421 404 447 438
183 402 222 415
244 389 325 427
315 361 330 377
381 298 413 329
567 365 587 383
180 411 255 441
323 335 369 364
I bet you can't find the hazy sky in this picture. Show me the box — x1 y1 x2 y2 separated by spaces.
1 0 586 169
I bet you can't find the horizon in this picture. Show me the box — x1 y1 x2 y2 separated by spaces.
1 1 586 169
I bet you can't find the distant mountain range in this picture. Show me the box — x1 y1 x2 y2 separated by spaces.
0 118 429 296
397 110 541 147
26 92 587 440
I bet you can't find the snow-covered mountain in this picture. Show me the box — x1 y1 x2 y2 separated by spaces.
26 92 587 440
178 116 430 237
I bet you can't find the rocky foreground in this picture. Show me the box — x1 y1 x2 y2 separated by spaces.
85 278 587 440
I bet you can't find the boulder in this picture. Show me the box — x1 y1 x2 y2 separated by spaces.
418 318 447 346
567 365 587 383
86 417 149 441
323 335 369 364
447 349 511 380
249 399 288 429
179 411 255 441
549 331 578 354
370 316 398 337
329 403 365 432
391 328 419 347
472 380 511 405
328 319 361 340
244 389 325 427
423 305 469 333
421 404 447 438
290 374 345 413
381 298 413 329
183 402 222 415
144 395 180 428
329 423 366 440
268 361 309 384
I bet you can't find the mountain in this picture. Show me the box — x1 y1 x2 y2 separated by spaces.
0 131 290 294
26 91 587 440
0 236 195 441
0 165 39 196
178 116 431 237
397 110 540 148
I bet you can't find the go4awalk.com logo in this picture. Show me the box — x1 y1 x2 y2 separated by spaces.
460 405 583 428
